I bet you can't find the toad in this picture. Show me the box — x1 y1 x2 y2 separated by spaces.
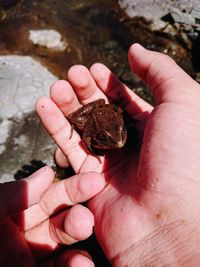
67 99 127 160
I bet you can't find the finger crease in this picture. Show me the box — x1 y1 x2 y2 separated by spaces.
39 199 51 217
51 122 69 138
64 182 77 206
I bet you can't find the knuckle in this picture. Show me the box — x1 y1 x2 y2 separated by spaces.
64 176 86 205
65 180 80 205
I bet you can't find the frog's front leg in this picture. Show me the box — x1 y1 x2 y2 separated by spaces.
67 112 88 139
82 136 102 163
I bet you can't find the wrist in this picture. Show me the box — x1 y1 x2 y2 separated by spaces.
112 219 200 267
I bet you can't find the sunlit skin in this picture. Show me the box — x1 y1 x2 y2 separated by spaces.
35 44 200 266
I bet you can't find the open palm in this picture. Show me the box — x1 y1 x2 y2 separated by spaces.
37 44 200 266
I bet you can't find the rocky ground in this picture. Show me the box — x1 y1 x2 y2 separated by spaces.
0 55 57 182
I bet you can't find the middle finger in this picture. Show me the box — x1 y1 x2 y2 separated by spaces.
67 64 108 104
50 65 108 118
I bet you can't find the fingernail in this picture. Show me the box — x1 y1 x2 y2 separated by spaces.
133 43 145 50
29 166 47 179
79 250 93 261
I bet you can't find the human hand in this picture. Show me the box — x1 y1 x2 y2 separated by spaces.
0 166 105 267
36 44 200 266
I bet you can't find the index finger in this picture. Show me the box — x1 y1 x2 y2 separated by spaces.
36 96 88 173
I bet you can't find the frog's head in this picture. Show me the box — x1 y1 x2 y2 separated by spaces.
91 125 127 149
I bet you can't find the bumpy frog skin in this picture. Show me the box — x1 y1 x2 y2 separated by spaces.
67 99 127 159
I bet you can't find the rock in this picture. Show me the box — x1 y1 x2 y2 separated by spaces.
119 0 200 25
0 56 57 182
29 29 68 51
0 55 57 119
118 0 169 20
162 9 195 25
0 119 12 155
191 6 200 20
149 18 168 32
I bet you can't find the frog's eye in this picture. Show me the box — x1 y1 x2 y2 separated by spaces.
121 126 126 133
77 121 83 127
96 132 108 140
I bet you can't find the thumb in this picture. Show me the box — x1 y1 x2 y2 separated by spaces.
0 166 54 225
128 43 200 105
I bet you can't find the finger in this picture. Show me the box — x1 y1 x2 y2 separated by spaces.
50 76 104 169
54 147 69 168
90 63 153 117
0 166 54 225
23 172 105 230
50 68 107 167
25 205 94 257
50 80 81 116
67 65 107 104
50 80 82 168
50 80 81 169
39 249 94 267
128 43 200 105
57 250 94 267
36 96 87 173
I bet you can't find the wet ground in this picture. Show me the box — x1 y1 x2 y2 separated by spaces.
0 0 198 101
0 0 200 266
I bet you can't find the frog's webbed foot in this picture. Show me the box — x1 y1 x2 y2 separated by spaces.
82 137 102 164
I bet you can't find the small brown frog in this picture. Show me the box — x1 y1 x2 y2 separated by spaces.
67 99 127 160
